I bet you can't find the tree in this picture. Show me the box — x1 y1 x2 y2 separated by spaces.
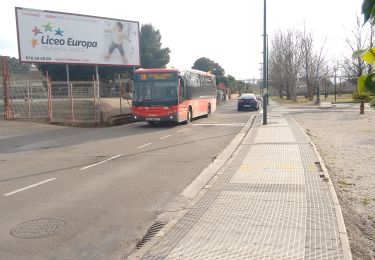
269 38 286 98
6 57 31 73
299 27 327 100
192 57 211 72
140 24 170 68
236 80 246 93
270 27 328 102
341 15 370 83
192 57 225 77
226 75 237 91
269 30 302 101
216 75 229 87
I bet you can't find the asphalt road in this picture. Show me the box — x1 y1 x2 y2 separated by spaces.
0 100 256 260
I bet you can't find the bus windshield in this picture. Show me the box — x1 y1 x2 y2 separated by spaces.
133 81 178 107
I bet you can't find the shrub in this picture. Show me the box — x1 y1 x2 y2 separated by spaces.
370 96 375 107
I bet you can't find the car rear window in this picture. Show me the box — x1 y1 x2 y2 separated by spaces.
241 95 255 100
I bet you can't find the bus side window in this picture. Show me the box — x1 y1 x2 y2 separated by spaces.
185 75 192 99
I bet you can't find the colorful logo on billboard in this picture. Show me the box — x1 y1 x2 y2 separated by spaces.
30 22 97 49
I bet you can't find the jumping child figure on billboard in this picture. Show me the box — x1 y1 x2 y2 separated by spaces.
105 22 130 62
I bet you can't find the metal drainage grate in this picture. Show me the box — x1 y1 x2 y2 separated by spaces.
10 218 65 239
136 221 165 249
315 162 323 172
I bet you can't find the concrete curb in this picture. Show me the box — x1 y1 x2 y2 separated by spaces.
127 114 257 259
289 115 353 260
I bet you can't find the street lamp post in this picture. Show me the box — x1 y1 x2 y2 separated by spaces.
262 0 267 125
334 69 337 102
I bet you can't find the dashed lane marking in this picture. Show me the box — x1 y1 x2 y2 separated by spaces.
137 142 152 149
80 154 122 171
160 135 171 140
177 128 189 133
4 178 56 196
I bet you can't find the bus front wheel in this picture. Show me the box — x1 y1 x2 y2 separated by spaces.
185 109 192 124
204 104 211 118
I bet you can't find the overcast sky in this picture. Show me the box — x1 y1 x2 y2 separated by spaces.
0 0 365 79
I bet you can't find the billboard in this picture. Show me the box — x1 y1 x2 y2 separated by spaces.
15 7 140 66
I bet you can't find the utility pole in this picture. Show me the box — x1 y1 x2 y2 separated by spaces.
262 0 267 124
259 66 263 95
266 34 269 106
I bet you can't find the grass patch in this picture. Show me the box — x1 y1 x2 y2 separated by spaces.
271 94 358 104
361 198 370 206
338 180 356 187
270 96 311 104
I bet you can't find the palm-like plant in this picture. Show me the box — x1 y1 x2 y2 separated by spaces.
350 1 375 113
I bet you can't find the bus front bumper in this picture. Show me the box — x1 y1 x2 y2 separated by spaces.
133 112 179 123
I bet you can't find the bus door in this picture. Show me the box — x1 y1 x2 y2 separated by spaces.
178 76 187 119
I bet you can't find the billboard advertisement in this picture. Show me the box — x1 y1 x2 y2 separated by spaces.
15 7 140 66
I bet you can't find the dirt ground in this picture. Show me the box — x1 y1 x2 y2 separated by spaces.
291 107 375 259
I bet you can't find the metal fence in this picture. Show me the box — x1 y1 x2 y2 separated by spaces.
50 81 100 125
1 57 132 125
1 77 132 125
8 79 50 119
267 76 357 98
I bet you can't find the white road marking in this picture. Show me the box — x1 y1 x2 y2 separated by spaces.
137 142 152 149
111 122 143 129
4 178 56 196
0 134 26 140
160 135 171 140
80 154 122 170
192 123 245 127
177 128 189 133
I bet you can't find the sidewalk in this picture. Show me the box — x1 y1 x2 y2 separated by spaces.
137 109 351 259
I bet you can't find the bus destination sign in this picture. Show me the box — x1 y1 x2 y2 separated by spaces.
136 73 176 81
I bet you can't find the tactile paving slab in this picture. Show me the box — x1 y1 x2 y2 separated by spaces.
143 114 344 260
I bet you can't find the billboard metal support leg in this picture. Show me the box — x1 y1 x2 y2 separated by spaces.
118 74 122 115
95 65 100 126
92 75 97 125
66 64 70 90
27 80 31 118
70 83 74 124
2 57 11 119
